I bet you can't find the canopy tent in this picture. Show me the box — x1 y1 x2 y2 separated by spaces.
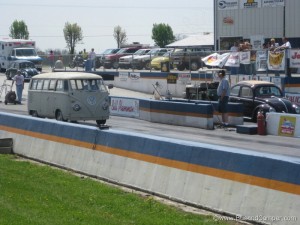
166 33 214 48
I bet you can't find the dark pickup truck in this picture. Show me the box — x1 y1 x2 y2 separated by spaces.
171 47 212 71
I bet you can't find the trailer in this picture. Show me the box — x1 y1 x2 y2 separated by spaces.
0 39 43 72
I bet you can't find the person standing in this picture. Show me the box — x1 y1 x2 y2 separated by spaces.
278 37 292 77
217 70 230 127
48 50 55 69
88 48 96 71
12 70 24 104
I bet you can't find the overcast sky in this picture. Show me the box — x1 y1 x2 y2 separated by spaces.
0 0 214 53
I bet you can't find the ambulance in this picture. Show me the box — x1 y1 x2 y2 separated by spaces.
0 39 43 72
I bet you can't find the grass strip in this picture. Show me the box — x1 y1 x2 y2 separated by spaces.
0 154 229 225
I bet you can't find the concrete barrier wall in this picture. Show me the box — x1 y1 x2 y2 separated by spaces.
266 113 300 137
110 97 244 129
0 112 299 225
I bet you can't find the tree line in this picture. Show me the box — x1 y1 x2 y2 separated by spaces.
9 20 176 55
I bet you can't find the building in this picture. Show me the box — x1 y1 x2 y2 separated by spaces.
214 0 300 50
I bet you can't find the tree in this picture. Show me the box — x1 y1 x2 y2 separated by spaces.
152 23 175 47
63 22 83 55
113 26 127 48
9 20 29 39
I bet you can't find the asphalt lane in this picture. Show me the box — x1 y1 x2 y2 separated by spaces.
0 71 300 159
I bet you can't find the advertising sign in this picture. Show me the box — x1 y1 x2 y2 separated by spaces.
278 115 296 137
240 0 262 9
167 73 177 84
178 73 191 84
218 0 239 10
110 97 139 117
285 93 300 107
262 0 285 7
225 52 240 67
119 72 129 81
290 49 300 68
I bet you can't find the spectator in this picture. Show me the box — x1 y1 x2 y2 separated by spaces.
277 37 292 77
54 55 64 70
48 50 55 68
82 49 88 60
269 38 279 52
11 70 24 104
88 48 96 71
217 70 230 127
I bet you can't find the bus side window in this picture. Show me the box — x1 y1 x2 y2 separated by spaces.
76 80 84 90
30 80 38 90
64 80 69 92
43 80 50 90
36 80 44 90
56 80 64 91
49 80 56 90
70 80 77 90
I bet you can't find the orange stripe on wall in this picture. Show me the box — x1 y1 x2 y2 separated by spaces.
1 125 299 195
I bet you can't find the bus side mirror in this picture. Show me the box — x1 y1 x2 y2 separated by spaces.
107 84 114 89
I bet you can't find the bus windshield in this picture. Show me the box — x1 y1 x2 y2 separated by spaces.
70 79 106 91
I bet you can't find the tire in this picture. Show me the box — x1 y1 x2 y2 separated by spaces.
189 61 199 71
177 64 185 71
31 110 38 117
112 62 119 69
96 120 106 126
4 100 7 105
69 62 75 68
144 61 151 70
56 110 66 122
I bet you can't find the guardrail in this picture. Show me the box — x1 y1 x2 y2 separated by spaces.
0 112 299 225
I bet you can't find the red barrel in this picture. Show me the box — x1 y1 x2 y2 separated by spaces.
257 111 266 135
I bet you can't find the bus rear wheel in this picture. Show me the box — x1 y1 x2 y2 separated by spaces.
56 110 67 122
96 120 106 126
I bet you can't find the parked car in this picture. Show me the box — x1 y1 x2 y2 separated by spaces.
97 48 120 68
150 52 171 70
131 48 171 70
118 48 151 69
171 47 212 71
103 47 141 69
5 60 40 81
229 80 300 121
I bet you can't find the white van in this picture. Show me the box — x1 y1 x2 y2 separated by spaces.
28 72 113 125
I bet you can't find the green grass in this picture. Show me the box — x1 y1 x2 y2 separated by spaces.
0 154 229 225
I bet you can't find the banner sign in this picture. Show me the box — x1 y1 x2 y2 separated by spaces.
285 93 300 107
267 51 285 70
262 0 285 7
217 0 239 10
202 52 230 68
119 72 129 81
290 49 300 68
277 115 296 137
256 50 267 71
225 52 240 67
110 97 139 117
239 51 251 64
240 0 262 9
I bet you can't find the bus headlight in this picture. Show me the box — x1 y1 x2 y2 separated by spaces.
72 104 81 111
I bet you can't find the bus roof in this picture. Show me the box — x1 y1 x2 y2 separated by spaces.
32 72 103 80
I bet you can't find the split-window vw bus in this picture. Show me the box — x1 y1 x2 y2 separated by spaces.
28 72 112 125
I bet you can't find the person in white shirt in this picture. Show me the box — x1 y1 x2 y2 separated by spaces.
277 37 292 77
12 70 24 104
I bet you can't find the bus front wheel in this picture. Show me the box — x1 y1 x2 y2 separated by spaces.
96 120 106 126
56 110 66 122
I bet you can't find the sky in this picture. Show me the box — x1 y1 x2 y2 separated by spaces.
0 0 214 53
